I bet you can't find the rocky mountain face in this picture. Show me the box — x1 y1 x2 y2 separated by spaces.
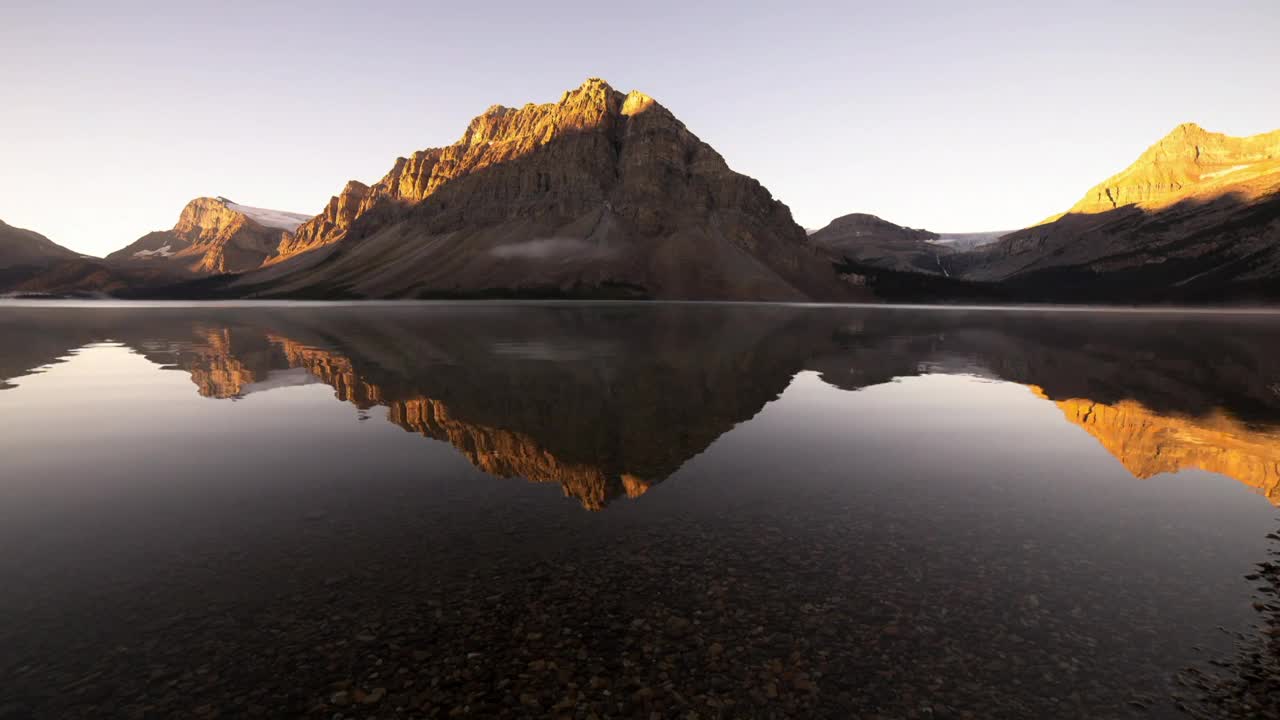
278 181 371 258
229 78 858 301
808 213 948 275
109 197 309 275
956 123 1280 300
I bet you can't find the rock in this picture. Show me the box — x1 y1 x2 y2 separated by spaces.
666 616 692 636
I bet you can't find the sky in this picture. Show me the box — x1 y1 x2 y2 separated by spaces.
2 0 1278 257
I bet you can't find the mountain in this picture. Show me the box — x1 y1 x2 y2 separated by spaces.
808 213 948 274
3 258 163 297
0 219 80 269
958 123 1280 300
1064 123 1280 216
0 220 142 297
108 196 310 275
219 78 859 301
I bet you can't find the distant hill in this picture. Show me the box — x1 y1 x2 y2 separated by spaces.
0 219 89 295
0 219 80 270
808 213 949 275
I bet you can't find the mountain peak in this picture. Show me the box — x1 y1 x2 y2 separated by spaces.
1169 121 1207 136
1148 122 1217 153
1065 124 1280 215
621 89 657 117
577 76 614 92
551 77 630 117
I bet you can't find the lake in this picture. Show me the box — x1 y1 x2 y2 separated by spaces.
2 301 1279 719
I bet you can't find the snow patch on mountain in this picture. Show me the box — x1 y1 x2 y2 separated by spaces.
929 231 1009 251
134 244 176 258
217 197 310 231
1202 164 1252 180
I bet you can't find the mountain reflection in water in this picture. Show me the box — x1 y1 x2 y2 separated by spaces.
6 302 1280 719
2 303 1280 508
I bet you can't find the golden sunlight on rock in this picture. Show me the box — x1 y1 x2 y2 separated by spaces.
620 90 656 117
1033 385 1280 505
1064 124 1280 217
187 328 262 398
266 335 659 510
390 398 629 511
621 474 653 498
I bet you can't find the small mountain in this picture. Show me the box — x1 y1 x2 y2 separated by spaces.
960 123 1280 300
809 212 949 275
0 219 80 270
108 197 309 275
0 219 97 295
228 78 859 301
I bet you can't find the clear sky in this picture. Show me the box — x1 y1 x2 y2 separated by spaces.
3 0 1278 256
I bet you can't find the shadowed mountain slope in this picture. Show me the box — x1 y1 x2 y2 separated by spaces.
808 213 949 275
0 219 80 270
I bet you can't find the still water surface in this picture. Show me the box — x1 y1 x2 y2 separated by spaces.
2 302 1279 719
